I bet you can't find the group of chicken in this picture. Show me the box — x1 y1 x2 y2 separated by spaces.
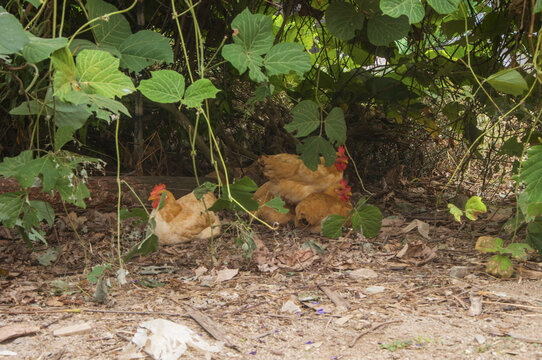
148 146 352 245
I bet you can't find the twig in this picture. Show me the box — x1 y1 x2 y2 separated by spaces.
318 284 350 311
185 305 239 351
349 320 402 348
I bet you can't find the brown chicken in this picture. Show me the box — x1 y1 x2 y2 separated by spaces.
148 184 221 245
253 181 295 225
259 146 348 204
295 179 353 233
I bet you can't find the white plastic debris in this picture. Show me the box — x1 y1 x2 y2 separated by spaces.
132 318 222 360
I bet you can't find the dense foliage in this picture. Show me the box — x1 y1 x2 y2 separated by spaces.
1 0 542 257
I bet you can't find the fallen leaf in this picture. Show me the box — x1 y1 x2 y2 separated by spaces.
396 241 437 266
402 219 430 239
216 268 239 282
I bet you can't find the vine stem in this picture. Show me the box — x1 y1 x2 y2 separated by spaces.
115 115 123 269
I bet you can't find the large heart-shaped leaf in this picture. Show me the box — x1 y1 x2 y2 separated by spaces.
76 50 135 98
119 30 173 73
0 6 29 54
22 34 68 63
296 136 337 171
380 0 425 24
284 100 320 137
325 107 346 145
86 0 132 48
182 79 220 108
487 69 528 96
367 15 410 46
264 42 311 77
325 1 364 41
138 70 185 103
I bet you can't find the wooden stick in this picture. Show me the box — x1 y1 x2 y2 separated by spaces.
318 284 350 311
185 305 238 351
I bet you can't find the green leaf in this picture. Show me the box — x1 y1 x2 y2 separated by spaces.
527 218 542 253
284 100 320 137
221 8 273 82
447 203 463 222
10 90 91 130
501 243 532 260
0 6 29 54
264 42 311 77
210 176 259 212
499 137 523 157
55 126 75 151
262 197 290 214
26 0 43 7
22 34 68 63
322 214 347 238
519 146 542 217
123 231 159 262
0 151 46 188
222 43 267 82
76 50 135 98
0 192 24 229
486 69 528 96
230 8 273 55
182 79 220 108
296 136 336 171
486 254 514 278
86 0 132 48
88 264 109 284
69 39 122 58
138 70 185 103
63 92 130 119
248 83 274 104
367 15 410 46
535 0 542 14
351 203 382 238
325 1 364 41
325 107 346 145
28 200 54 226
193 182 217 200
51 47 77 100
464 196 487 221
119 30 173 73
380 0 425 24
427 0 460 14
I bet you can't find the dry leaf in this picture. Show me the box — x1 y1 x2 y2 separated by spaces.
402 219 430 239
396 241 437 265
216 268 239 282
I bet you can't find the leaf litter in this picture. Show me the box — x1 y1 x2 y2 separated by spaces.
1 178 542 359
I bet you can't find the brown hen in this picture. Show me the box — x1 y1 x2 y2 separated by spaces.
148 184 221 245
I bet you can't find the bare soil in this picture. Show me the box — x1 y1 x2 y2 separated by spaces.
1 180 542 360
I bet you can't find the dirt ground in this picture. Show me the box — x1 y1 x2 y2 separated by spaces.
1 180 542 360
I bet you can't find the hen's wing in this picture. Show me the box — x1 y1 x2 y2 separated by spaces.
253 182 295 225
295 193 353 233
153 192 220 245
259 154 341 185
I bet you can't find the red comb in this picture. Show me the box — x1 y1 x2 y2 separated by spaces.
151 183 166 195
